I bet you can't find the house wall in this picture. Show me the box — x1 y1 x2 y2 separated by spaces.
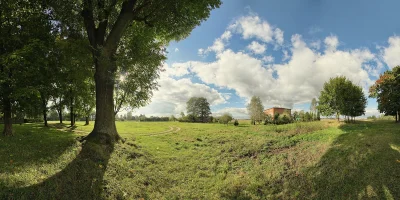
264 108 291 117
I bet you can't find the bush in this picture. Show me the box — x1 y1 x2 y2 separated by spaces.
281 115 290 124
264 114 273 125
234 120 239 126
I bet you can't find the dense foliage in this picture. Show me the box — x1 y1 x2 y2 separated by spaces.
186 97 212 123
369 66 400 122
318 76 367 122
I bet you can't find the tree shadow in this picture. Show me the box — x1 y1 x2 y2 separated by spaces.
0 123 76 169
288 121 400 199
0 125 114 199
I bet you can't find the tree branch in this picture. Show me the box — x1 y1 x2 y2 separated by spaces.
104 0 137 54
81 0 96 48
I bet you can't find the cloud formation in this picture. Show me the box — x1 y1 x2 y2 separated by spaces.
131 12 389 118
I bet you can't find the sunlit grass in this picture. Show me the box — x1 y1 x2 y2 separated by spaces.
0 120 399 199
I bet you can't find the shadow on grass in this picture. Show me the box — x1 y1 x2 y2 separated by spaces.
0 124 114 199
0 123 76 169
287 120 400 199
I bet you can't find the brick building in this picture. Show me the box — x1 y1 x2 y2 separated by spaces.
264 107 291 117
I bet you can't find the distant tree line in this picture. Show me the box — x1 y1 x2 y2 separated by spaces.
114 113 169 122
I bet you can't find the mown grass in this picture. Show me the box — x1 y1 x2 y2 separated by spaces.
0 120 399 199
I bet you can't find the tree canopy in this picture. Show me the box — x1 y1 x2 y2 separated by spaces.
44 0 222 144
186 97 212 123
318 76 367 121
369 66 400 122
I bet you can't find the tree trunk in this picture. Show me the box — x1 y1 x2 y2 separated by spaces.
84 55 120 144
70 97 75 126
3 98 13 136
337 112 340 121
85 116 89 125
42 98 48 127
43 109 48 127
58 109 63 124
396 113 398 123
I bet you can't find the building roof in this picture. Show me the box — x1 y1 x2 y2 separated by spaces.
264 107 291 110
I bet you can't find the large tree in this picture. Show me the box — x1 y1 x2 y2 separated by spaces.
369 66 400 122
49 0 221 144
186 97 212 123
318 76 366 121
247 96 264 124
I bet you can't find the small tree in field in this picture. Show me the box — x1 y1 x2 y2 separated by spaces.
219 113 233 125
234 120 239 126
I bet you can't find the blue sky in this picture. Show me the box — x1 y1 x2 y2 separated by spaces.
131 0 400 118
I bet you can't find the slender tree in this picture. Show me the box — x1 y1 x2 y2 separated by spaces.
247 96 264 124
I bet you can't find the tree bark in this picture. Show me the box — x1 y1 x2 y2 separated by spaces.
70 99 75 126
42 97 48 127
85 116 89 125
3 98 13 136
58 109 63 124
84 55 120 144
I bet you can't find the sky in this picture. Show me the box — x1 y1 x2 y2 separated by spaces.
130 0 400 119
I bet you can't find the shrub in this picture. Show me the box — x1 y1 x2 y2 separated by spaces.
234 120 239 126
273 113 280 124
281 115 290 124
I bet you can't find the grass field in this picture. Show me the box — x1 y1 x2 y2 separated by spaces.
0 120 399 199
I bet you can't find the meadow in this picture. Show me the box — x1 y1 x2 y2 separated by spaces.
0 120 399 199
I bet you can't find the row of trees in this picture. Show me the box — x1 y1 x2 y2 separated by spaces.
369 66 400 122
1 0 221 141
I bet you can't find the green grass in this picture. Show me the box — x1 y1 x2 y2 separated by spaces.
0 120 399 199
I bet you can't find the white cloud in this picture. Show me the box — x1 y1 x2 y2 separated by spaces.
274 28 284 46
212 107 248 119
282 50 290 61
183 34 377 109
309 40 321 50
262 55 274 63
198 48 204 56
381 36 400 69
364 107 380 118
228 14 283 46
200 31 232 55
221 93 232 100
174 48 179 52
221 31 232 40
133 13 388 117
133 71 226 116
324 35 339 51
247 41 266 54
